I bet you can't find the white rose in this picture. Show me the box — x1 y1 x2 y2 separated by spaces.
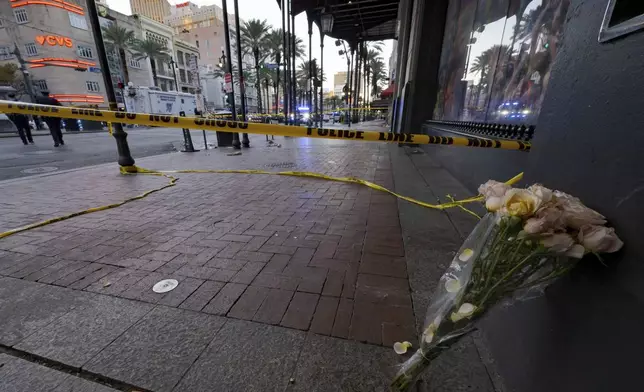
565 244 586 259
500 189 543 217
523 206 564 234
478 180 510 198
528 184 553 203
554 191 606 229
578 225 624 253
485 196 503 212
540 233 575 253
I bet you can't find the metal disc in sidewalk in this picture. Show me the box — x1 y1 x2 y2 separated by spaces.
21 166 58 174
152 279 178 293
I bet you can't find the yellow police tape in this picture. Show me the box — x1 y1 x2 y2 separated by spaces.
0 165 523 240
0 100 531 151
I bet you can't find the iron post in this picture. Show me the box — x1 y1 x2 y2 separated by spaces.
221 0 241 149
233 0 249 147
320 33 324 127
86 0 134 167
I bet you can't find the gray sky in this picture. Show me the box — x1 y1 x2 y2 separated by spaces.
107 0 393 91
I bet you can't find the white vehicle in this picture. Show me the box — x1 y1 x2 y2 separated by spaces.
124 85 197 116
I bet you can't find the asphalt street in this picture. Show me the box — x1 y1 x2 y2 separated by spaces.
0 127 213 181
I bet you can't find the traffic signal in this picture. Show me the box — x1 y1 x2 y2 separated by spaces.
117 82 124 89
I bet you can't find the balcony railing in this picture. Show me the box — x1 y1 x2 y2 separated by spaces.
425 120 535 142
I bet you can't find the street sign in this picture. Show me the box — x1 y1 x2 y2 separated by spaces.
224 73 232 93
265 63 278 70
88 67 101 73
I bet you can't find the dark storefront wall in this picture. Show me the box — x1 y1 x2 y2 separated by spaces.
425 0 644 391
404 0 644 390
416 0 572 193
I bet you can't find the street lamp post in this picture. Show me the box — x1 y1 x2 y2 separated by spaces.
87 0 134 168
275 51 281 115
336 39 351 126
169 57 179 91
307 12 313 126
221 0 241 149
319 34 324 128
290 2 298 126
233 0 249 147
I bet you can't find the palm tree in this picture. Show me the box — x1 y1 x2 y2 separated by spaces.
101 24 136 85
239 19 271 113
363 49 383 106
132 38 170 88
296 60 325 108
210 62 255 88
259 67 277 112
369 58 386 97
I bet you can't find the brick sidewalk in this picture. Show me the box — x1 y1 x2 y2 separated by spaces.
0 130 414 347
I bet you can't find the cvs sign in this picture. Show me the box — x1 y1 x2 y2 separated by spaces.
36 35 73 48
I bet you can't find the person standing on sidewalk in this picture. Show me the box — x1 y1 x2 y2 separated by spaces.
36 91 65 147
6 93 34 145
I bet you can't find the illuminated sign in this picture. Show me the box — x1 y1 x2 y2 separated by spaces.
11 0 84 15
27 58 96 71
35 35 73 48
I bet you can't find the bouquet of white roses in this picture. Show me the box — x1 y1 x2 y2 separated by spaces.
391 181 623 391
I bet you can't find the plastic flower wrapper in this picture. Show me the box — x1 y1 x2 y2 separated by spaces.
391 182 623 391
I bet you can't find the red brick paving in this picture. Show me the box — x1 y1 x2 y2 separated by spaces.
0 142 416 347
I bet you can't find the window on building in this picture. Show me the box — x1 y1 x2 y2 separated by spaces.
34 80 48 91
24 43 38 57
86 81 100 92
0 46 13 60
195 40 199 48
128 56 141 68
0 17 4 28
185 53 190 64
69 12 88 30
432 0 571 125
205 39 210 48
14 9 28 24
77 45 93 59
179 69 186 83
187 72 193 84
177 51 184 65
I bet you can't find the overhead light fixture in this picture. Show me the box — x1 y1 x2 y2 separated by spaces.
320 11 334 33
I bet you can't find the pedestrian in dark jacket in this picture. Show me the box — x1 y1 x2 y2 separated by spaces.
36 91 65 147
6 93 34 145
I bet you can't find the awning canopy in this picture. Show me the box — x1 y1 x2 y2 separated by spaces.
380 83 395 98
278 0 400 44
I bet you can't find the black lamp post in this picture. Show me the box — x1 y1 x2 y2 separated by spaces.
221 0 241 149
275 51 281 115
337 39 351 126
233 0 249 147
168 57 179 91
319 33 324 128
307 12 313 126
87 0 134 168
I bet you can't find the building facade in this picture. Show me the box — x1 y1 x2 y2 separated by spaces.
0 0 113 105
333 71 346 97
129 0 170 24
164 1 258 112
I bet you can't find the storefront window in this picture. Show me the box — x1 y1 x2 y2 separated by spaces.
434 0 570 125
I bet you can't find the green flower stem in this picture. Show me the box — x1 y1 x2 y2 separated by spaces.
478 249 543 306
514 263 576 290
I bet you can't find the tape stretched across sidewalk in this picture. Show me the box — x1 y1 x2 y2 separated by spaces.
0 166 523 240
0 100 531 151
